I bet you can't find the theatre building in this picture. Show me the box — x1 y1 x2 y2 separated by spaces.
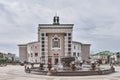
18 16 91 65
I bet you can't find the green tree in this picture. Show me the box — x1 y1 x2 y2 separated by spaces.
0 58 7 64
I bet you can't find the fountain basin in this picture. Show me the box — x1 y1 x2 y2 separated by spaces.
28 67 115 76
48 68 115 76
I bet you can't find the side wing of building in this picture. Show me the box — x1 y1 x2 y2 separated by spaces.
27 42 40 63
81 44 91 61
18 44 27 63
18 42 40 63
72 41 91 61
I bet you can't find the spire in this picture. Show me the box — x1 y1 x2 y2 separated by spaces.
53 15 60 25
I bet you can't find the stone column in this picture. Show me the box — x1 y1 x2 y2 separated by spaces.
64 33 68 56
45 54 48 66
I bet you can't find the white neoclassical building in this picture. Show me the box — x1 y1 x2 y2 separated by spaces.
18 16 91 65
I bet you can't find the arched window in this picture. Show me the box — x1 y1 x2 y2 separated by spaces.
52 37 60 48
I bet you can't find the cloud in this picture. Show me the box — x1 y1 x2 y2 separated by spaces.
0 0 120 55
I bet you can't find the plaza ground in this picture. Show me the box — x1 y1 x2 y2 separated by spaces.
0 65 120 80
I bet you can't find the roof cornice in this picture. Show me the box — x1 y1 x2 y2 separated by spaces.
39 24 74 26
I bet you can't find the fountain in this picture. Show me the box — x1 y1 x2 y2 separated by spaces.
25 57 115 76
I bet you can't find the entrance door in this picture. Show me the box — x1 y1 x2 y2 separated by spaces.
55 58 58 65
48 58 52 64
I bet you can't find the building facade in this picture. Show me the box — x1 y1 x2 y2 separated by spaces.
18 16 91 65
91 51 112 64
3 53 16 61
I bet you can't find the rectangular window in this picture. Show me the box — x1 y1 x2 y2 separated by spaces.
35 46 37 49
42 48 45 51
52 37 60 48
46 33 48 36
42 41 44 44
42 45 44 47
64 33 67 36
35 53 38 57
41 33 44 36
31 53 33 57
74 46 76 49
68 41 71 43
68 44 71 47
68 33 71 36
41 37 44 40
77 53 80 57
68 37 71 40
42 52 45 55
73 52 76 57
68 48 71 51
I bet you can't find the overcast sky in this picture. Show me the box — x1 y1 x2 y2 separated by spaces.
0 0 120 56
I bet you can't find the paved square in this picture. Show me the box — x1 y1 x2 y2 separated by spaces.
0 65 120 80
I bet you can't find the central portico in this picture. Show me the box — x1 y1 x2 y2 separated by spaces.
38 16 73 65
18 16 91 66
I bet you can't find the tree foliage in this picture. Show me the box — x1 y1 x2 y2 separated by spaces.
0 58 7 63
